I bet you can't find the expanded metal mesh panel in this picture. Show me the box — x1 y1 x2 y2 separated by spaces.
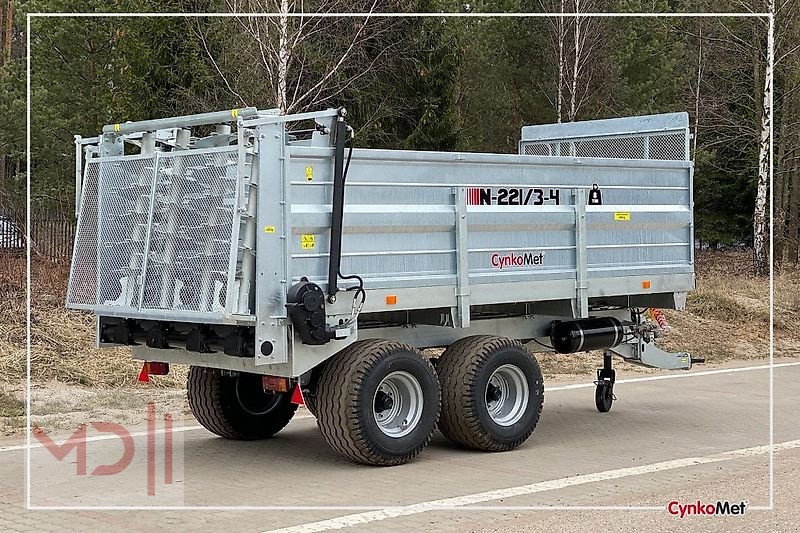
575 136 646 159
67 148 243 317
96 157 156 309
649 133 686 160
66 161 101 307
521 131 688 161
523 143 550 156
140 149 239 313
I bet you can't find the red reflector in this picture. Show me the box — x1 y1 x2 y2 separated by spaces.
138 362 169 382
290 383 305 405
148 362 169 375
262 375 290 393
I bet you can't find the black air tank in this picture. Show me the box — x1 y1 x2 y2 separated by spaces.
549 317 624 354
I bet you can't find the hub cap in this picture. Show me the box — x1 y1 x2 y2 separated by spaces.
485 364 529 426
373 371 424 438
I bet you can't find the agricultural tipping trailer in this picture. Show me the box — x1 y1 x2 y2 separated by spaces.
68 107 696 465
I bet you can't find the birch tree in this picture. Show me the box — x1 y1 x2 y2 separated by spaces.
541 0 568 123
752 12 772 275
542 0 605 123
568 0 582 121
199 0 397 115
754 0 778 274
692 26 703 157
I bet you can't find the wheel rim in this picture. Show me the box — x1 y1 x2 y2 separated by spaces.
485 364 529 427
234 373 282 416
373 371 424 438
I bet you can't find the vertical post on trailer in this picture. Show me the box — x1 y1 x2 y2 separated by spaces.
74 135 83 216
573 188 589 318
454 187 471 328
255 121 289 365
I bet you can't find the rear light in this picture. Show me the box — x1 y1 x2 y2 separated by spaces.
147 362 170 375
262 375 290 393
138 361 169 382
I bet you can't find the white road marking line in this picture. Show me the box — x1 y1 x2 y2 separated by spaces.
546 360 800 391
0 414 315 453
0 425 204 453
265 439 800 533
4 361 797 454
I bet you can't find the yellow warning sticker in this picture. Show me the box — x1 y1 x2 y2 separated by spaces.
305 166 313 182
263 226 276 233
614 212 631 221
301 234 315 249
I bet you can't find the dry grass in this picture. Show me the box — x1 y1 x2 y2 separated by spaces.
0 250 795 391
0 255 186 389
661 250 800 362
0 380 191 436
0 390 24 418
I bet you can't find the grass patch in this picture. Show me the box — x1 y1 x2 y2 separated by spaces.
0 391 24 417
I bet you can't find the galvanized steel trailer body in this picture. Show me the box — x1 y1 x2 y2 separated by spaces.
67 107 695 464
68 107 694 377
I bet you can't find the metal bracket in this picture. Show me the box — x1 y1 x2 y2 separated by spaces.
610 341 692 370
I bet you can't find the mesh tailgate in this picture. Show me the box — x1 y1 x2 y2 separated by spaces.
140 149 239 313
66 147 241 317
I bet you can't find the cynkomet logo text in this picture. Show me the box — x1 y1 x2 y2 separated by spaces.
667 500 747 518
490 251 545 269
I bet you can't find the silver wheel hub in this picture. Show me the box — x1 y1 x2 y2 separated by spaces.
373 371 424 438
485 364 529 426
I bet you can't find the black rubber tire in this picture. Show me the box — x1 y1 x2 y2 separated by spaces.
437 335 544 452
302 363 326 418
303 392 318 418
187 366 297 440
315 339 441 466
595 382 614 413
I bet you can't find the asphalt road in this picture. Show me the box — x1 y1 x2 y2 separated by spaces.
1 359 799 532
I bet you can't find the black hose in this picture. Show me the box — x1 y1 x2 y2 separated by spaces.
327 117 348 299
337 139 365 304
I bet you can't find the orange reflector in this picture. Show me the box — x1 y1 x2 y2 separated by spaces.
385 295 397 305
262 375 290 393
642 280 651 289
290 383 305 405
